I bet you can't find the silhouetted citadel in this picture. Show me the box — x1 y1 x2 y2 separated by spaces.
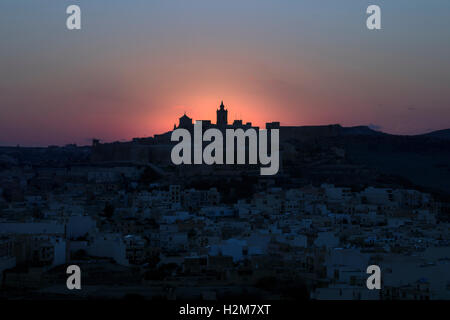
176 101 257 131
90 101 450 187
1 101 450 300
92 101 348 167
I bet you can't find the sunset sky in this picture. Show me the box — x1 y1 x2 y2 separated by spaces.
1 0 450 146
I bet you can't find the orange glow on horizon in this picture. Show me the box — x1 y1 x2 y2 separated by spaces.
140 97 279 139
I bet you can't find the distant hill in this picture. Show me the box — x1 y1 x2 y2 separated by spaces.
327 133 450 194
421 129 450 140
340 125 386 136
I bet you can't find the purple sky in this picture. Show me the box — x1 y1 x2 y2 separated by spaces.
1 0 450 146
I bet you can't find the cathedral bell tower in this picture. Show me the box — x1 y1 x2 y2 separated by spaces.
216 101 228 127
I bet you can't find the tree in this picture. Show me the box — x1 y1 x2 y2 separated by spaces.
32 206 44 219
140 166 161 184
102 203 115 219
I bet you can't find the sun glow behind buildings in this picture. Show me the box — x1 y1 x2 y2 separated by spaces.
1 0 450 146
